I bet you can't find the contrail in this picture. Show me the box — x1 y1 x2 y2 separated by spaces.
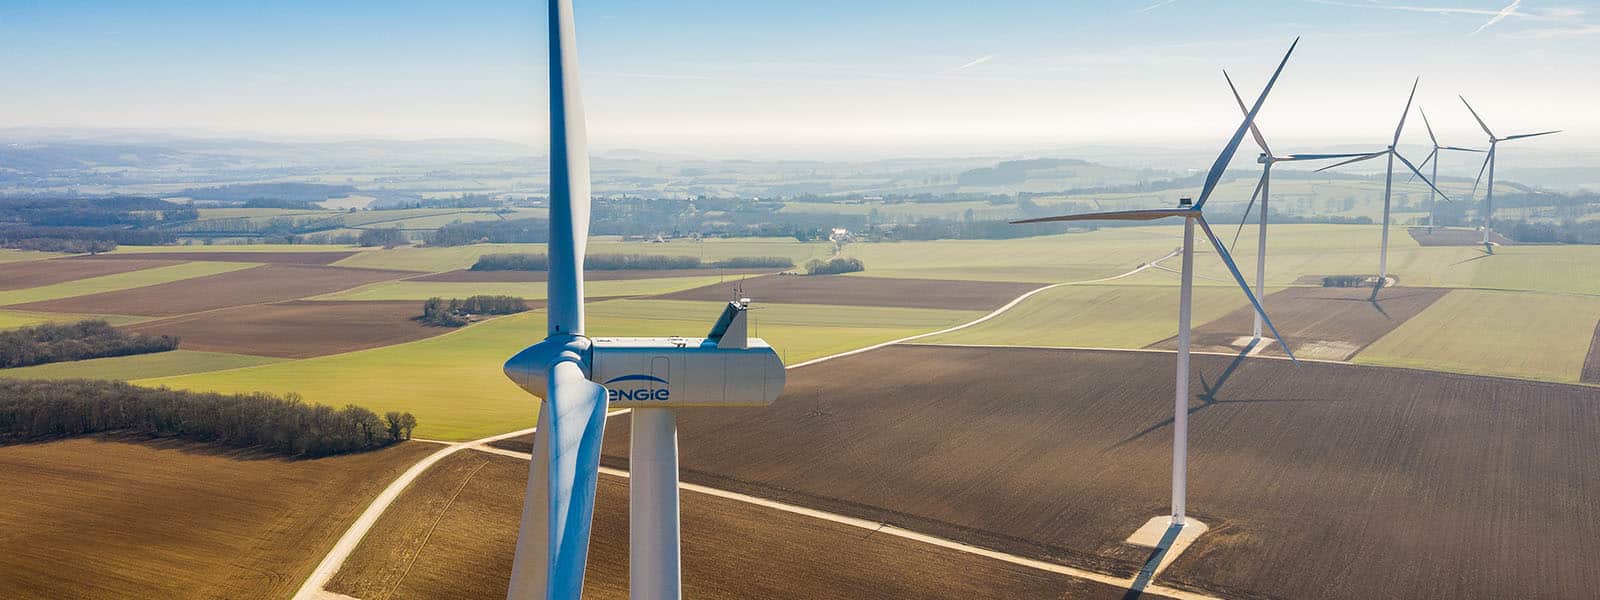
1473 0 1523 34
954 54 995 71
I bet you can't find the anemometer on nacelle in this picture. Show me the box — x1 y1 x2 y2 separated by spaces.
504 299 785 408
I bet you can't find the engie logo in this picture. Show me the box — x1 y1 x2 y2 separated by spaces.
604 374 670 402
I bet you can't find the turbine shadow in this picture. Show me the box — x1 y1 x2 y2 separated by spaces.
1452 252 1494 266
1120 522 1184 600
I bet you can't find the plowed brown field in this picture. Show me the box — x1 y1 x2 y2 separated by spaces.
657 274 1039 310
410 267 776 283
326 451 1152 600
0 437 433 599
77 251 357 264
0 258 182 291
14 264 403 317
1147 286 1450 360
124 300 450 358
589 344 1600 600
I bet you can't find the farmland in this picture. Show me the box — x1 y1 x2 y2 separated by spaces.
924 282 1248 348
1147 285 1452 361
1354 289 1600 382
0 350 286 380
659 274 1040 310
410 267 777 283
325 451 1152 600
0 257 183 291
16 264 406 317
0 261 257 306
593 344 1600 600
0 437 434 599
79 250 358 264
316 275 729 302
124 300 443 358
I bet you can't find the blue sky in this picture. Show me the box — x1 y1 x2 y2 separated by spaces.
0 0 1594 156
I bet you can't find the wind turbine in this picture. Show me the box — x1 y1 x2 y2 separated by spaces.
1315 79 1454 287
1220 71 1378 341
1408 107 1484 229
501 2 784 599
1459 96 1561 252
1015 38 1301 528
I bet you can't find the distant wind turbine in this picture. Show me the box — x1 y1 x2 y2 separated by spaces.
1315 78 1453 288
1016 38 1301 530
1408 107 1485 229
1221 71 1377 341
1459 95 1561 252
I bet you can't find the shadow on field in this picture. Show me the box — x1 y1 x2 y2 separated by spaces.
1106 340 1338 452
1121 522 1183 600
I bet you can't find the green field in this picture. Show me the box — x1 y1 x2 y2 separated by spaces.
314 275 731 301
0 350 286 381
0 310 147 329
588 298 981 331
105 243 357 254
1354 289 1600 383
0 261 259 306
924 282 1250 348
0 249 52 263
332 238 830 273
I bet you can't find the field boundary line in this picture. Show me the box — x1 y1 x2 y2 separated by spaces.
463 446 1215 600
290 409 631 600
787 249 1179 370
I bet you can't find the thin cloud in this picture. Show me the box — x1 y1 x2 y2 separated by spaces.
953 54 996 71
1141 0 1181 13
1472 0 1524 34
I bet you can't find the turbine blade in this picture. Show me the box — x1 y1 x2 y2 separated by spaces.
1441 146 1486 153
1471 149 1491 198
1395 152 1453 203
1012 208 1194 224
547 0 591 336
1407 149 1437 185
1194 37 1298 210
1223 69 1271 156
1502 130 1562 141
1420 106 1438 147
1197 216 1298 364
1280 152 1384 161
509 361 610 600
1391 77 1418 147
1314 152 1384 172
1459 95 1496 139
1230 172 1266 252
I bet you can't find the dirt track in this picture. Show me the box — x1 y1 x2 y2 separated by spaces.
0 437 432 600
410 267 776 283
593 344 1600 600
657 274 1040 311
325 451 1148 600
1407 228 1514 246
125 300 455 358
75 251 358 264
0 258 183 291
14 264 402 317
1147 286 1450 361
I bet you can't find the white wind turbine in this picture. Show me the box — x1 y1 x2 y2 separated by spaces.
1220 71 1379 341
1459 96 1561 252
501 2 784 599
1408 107 1484 229
1016 38 1301 528
1315 79 1454 287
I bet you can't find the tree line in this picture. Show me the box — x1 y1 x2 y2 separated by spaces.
470 252 792 272
0 320 178 369
804 257 865 275
0 379 415 457
421 295 529 327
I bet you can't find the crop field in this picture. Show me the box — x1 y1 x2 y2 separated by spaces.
923 282 1248 349
0 309 147 329
125 300 441 358
0 261 257 307
316 275 730 302
0 350 286 380
659 274 1040 311
1584 321 1600 384
0 257 183 291
1408 227 1514 246
326 451 1146 600
15 264 405 317
0 437 434 599
80 250 358 264
332 238 831 273
408 267 778 283
1355 289 1600 382
1146 286 1451 361
594 344 1600 600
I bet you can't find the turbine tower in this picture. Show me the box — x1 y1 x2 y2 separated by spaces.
1315 78 1453 288
1016 38 1301 528
1409 107 1484 229
1459 96 1561 252
1220 71 1377 341
501 2 784 598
